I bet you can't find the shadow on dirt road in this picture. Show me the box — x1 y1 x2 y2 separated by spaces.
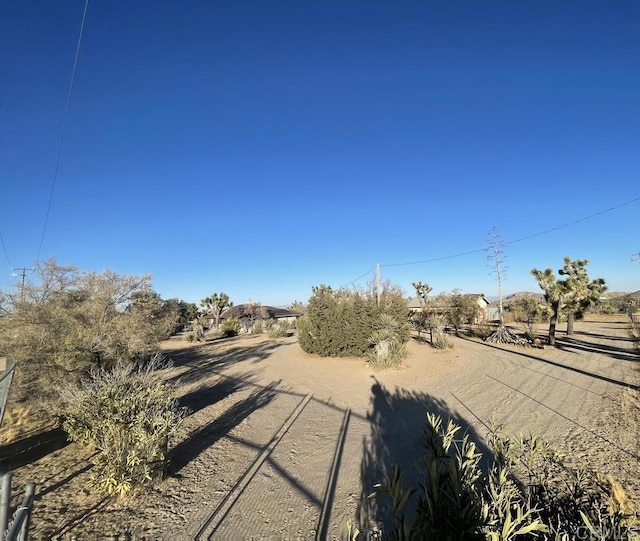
358 378 490 534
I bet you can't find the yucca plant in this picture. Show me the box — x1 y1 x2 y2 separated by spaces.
368 314 408 369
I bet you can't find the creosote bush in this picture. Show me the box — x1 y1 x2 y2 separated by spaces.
0 259 184 430
376 414 635 540
62 355 186 497
298 284 409 359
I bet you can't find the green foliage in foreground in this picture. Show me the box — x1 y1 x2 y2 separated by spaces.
297 284 409 361
62 356 186 497
375 414 634 540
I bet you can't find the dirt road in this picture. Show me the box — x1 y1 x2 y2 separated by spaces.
10 315 639 539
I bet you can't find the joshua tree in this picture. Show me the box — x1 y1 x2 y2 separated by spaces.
531 257 606 345
200 292 232 329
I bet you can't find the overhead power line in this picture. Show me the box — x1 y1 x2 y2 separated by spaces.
382 247 486 268
337 196 639 289
380 196 640 268
502 197 640 247
341 267 376 288
35 0 90 264
0 232 13 269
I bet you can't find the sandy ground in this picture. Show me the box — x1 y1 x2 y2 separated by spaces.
2 315 638 540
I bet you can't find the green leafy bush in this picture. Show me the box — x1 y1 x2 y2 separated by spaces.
62 355 186 497
298 284 409 358
220 318 241 337
376 414 633 540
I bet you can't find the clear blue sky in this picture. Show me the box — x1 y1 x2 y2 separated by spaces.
1 1 639 306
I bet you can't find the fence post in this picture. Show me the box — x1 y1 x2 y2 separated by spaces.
0 360 16 428
6 481 36 541
0 472 12 541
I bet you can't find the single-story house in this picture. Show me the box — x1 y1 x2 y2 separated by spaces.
211 304 301 327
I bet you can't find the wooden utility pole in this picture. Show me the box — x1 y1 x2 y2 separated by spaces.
375 263 381 305
632 252 640 265
12 267 34 302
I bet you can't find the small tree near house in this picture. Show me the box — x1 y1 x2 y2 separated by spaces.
241 301 269 333
445 290 482 336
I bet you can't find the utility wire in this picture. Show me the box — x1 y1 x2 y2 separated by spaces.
35 0 90 264
341 267 376 288
380 196 640 268
0 231 14 269
337 197 639 288
382 247 487 268
502 196 640 247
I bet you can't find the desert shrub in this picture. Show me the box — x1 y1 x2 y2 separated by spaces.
252 320 265 334
298 284 409 358
183 332 195 342
220 318 241 337
191 320 205 341
367 314 408 369
62 355 186 497
0 261 184 426
431 330 453 350
595 300 618 315
437 290 482 335
420 314 454 350
267 320 289 339
408 310 429 339
376 414 634 540
0 260 180 373
205 327 223 340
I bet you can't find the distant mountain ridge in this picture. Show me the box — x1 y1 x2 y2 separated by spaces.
504 291 544 301
603 291 640 300
484 292 542 302
487 290 640 303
